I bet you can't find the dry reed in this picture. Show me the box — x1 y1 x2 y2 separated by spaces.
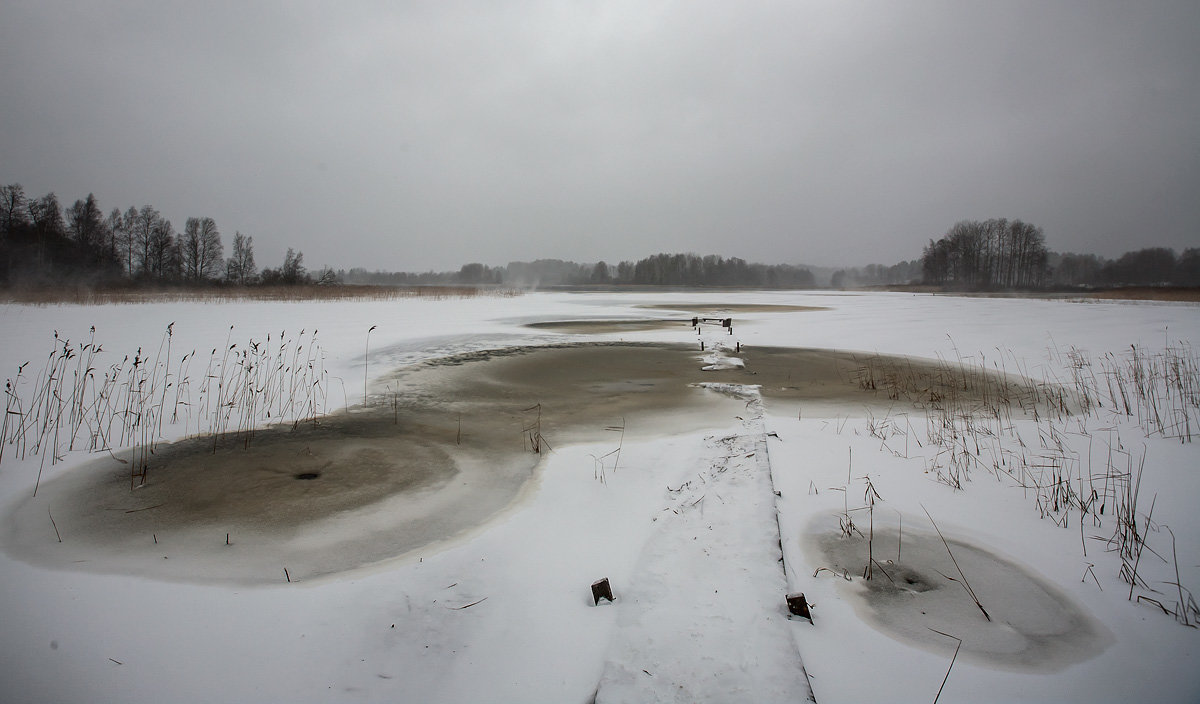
845 339 1200 626
2 323 333 493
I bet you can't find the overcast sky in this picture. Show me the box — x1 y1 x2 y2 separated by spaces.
2 1 1197 272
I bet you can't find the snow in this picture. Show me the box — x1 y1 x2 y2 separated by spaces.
1 290 1198 703
595 387 813 703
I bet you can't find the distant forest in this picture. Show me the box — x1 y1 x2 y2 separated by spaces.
2 183 1197 292
0 183 819 290
0 184 333 288
920 218 1200 289
342 254 818 288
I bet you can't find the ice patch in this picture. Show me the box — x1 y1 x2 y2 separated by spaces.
700 352 745 370
693 381 761 401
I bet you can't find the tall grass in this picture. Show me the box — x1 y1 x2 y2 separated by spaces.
848 340 1200 625
2 324 332 492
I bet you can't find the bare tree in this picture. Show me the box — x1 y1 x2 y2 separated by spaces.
131 205 160 276
1007 220 1047 287
0 183 29 236
119 206 138 275
314 266 339 285
27 193 65 266
181 216 224 282
103 208 124 271
922 218 1048 289
198 217 223 280
130 205 181 280
225 231 257 284
66 193 105 256
148 217 177 279
181 217 203 280
281 248 306 284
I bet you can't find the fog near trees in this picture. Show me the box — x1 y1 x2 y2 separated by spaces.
1 181 823 291
3 181 1198 292
830 261 922 289
345 239 1198 292
343 254 817 289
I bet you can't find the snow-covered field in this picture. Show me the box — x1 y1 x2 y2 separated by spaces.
1 290 1197 703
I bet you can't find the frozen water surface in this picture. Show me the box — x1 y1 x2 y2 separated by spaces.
0 291 1197 702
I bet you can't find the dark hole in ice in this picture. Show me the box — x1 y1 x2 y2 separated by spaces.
887 564 937 593
294 472 321 481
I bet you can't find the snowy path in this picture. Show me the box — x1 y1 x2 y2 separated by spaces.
594 367 815 701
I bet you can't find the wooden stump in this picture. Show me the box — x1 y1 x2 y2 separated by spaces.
592 578 614 605
787 592 812 622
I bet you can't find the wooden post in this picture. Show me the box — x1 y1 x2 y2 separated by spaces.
592 578 614 605
787 592 812 622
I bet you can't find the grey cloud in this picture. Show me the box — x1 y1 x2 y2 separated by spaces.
1 1 1196 271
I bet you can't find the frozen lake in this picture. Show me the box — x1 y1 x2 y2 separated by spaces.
1 290 1197 702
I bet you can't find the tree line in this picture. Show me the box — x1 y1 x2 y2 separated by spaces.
7 181 1193 293
920 217 1200 290
0 183 329 287
1047 248 1200 288
830 260 922 288
343 254 817 289
921 218 1049 289
3 181 818 291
